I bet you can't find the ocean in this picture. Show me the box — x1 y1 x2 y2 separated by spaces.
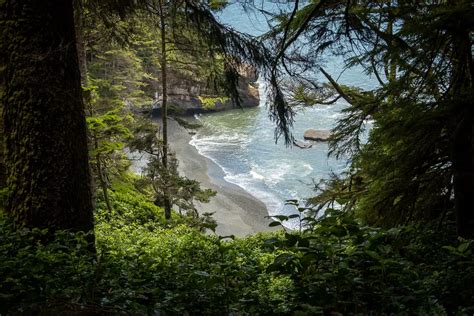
189 2 375 227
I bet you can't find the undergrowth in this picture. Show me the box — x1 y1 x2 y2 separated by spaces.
1 188 473 315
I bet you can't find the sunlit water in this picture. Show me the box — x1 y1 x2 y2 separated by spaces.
189 3 375 227
191 81 348 222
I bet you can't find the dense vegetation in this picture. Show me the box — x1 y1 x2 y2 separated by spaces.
0 0 473 314
1 189 473 314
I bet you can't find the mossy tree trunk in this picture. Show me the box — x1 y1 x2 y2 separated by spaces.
0 0 94 235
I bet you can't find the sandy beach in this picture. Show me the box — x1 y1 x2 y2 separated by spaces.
167 118 275 237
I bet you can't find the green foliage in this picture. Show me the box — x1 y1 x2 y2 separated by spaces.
198 95 230 110
0 189 295 314
0 212 96 314
265 207 474 314
208 0 229 11
3 1 473 315
96 187 166 228
1 197 473 314
87 109 133 156
267 0 474 232
129 119 217 219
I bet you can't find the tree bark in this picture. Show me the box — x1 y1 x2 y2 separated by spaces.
159 0 172 220
0 7 6 191
74 0 88 87
0 0 94 234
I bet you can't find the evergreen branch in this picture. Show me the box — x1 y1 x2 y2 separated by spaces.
319 67 353 104
274 0 327 68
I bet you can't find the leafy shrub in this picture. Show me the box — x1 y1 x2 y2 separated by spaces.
1 192 473 314
0 214 96 314
0 190 293 314
265 208 474 314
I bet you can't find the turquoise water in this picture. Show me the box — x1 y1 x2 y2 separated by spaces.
190 3 375 226
191 81 348 221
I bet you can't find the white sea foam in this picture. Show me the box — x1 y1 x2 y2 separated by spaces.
225 171 305 229
256 76 269 107
191 137 289 220
249 161 314 187
249 170 265 180
191 134 303 229
190 135 231 172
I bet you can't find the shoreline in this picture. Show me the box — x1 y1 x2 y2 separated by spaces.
167 118 276 237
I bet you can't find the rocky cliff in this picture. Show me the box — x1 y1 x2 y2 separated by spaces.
150 65 259 116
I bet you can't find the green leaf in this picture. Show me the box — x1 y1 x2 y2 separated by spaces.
194 271 210 277
365 250 380 261
458 242 471 253
273 215 289 221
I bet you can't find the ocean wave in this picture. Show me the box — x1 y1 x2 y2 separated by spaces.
190 137 232 172
223 172 305 230
249 161 314 186
190 132 251 154
190 132 302 229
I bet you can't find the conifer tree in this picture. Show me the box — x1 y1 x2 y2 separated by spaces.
265 0 474 237
0 0 94 235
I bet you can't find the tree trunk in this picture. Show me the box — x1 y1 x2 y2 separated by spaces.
0 9 6 191
0 0 94 235
74 0 88 87
452 114 474 239
94 137 113 213
159 0 172 220
0 103 6 190
451 26 474 239
74 0 98 212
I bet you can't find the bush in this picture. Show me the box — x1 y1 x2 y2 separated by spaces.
265 209 474 314
0 190 292 314
1 192 473 314
0 214 96 314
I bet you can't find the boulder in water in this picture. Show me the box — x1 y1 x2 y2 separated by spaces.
293 140 312 149
303 129 331 141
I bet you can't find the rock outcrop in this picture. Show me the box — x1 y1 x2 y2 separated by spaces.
150 65 259 115
293 140 313 149
303 129 331 142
